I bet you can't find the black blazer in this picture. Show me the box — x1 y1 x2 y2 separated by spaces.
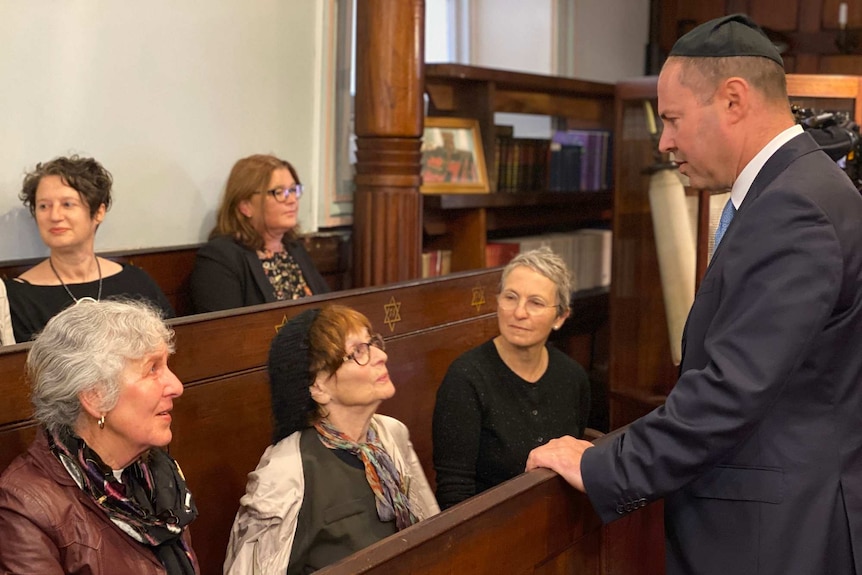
189 235 330 314
582 132 862 575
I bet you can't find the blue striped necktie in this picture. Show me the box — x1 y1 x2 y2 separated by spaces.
714 198 736 250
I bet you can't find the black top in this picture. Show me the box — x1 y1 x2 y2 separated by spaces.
188 235 330 314
289 428 396 574
432 339 590 509
5 263 174 343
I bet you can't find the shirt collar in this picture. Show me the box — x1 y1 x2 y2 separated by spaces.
730 124 803 208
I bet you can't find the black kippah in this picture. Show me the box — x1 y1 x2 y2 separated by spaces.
268 308 321 444
669 14 783 67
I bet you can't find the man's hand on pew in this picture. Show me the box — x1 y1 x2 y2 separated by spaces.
526 436 594 492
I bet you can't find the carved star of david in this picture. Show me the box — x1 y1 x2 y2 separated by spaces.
275 315 288 333
383 296 402 332
471 287 486 311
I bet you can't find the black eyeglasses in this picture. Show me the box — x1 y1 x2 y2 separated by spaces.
261 184 304 202
343 333 386 366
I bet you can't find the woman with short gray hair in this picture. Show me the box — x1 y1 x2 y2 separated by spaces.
0 299 200 574
432 246 591 509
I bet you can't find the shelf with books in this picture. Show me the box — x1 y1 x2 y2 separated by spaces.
422 191 612 272
423 65 616 272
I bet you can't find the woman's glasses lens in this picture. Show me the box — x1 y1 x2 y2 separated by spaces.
267 185 304 202
346 334 385 366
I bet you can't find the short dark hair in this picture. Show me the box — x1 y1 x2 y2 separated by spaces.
20 155 113 218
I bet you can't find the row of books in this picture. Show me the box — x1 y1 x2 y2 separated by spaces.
494 128 612 193
421 249 452 278
485 229 612 291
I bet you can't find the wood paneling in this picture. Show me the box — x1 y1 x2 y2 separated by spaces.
352 0 425 287
316 428 663 575
750 0 799 32
0 233 352 318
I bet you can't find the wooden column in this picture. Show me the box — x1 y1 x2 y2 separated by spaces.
353 0 425 287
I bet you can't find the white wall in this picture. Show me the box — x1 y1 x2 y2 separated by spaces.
569 0 649 83
465 0 648 137
472 0 554 74
0 1 333 261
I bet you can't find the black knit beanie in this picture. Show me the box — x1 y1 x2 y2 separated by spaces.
268 308 321 444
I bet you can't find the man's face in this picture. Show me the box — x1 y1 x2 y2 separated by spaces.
658 61 733 191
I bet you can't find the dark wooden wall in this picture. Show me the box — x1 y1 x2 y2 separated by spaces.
0 232 351 318
658 0 862 74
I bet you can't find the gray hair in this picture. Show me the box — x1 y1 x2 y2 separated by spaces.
671 55 789 106
28 299 175 434
500 246 572 317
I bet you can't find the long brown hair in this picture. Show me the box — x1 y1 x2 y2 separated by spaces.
210 154 302 250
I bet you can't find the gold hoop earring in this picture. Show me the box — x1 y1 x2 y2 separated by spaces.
98 415 105 430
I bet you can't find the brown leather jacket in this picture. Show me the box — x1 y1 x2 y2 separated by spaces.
0 431 199 575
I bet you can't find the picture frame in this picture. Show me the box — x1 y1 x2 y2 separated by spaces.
421 117 490 193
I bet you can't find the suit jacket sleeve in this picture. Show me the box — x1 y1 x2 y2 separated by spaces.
582 182 843 523
189 237 254 313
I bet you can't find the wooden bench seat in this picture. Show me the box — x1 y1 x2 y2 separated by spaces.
318 430 664 575
0 268 624 574
0 231 351 317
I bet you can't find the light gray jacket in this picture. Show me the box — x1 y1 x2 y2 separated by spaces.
0 280 14 346
223 414 439 575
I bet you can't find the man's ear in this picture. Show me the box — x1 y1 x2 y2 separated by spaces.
721 77 749 124
78 388 103 420
310 373 331 405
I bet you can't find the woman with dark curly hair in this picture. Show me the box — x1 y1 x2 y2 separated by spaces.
4 156 173 342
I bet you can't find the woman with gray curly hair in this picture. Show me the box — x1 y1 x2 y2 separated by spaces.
0 299 199 574
432 246 591 509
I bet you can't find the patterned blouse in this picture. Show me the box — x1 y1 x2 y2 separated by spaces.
260 250 312 301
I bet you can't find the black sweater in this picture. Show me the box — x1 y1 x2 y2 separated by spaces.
6 264 174 343
432 339 590 509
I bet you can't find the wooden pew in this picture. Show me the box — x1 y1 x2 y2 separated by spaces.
0 231 352 317
317 430 664 575
0 269 618 574
0 269 489 572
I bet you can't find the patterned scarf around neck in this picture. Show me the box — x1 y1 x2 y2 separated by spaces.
314 419 419 530
48 428 198 575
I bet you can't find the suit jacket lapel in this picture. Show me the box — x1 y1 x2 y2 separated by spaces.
703 132 821 271
243 246 278 303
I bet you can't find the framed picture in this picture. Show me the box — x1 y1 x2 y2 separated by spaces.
421 117 489 193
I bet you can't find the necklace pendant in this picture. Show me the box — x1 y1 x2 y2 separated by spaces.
75 297 99 305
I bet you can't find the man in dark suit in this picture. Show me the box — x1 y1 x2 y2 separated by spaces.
527 14 862 575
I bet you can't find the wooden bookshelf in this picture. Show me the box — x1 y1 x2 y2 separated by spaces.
423 64 616 272
422 191 612 272
610 74 862 429
422 65 616 430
